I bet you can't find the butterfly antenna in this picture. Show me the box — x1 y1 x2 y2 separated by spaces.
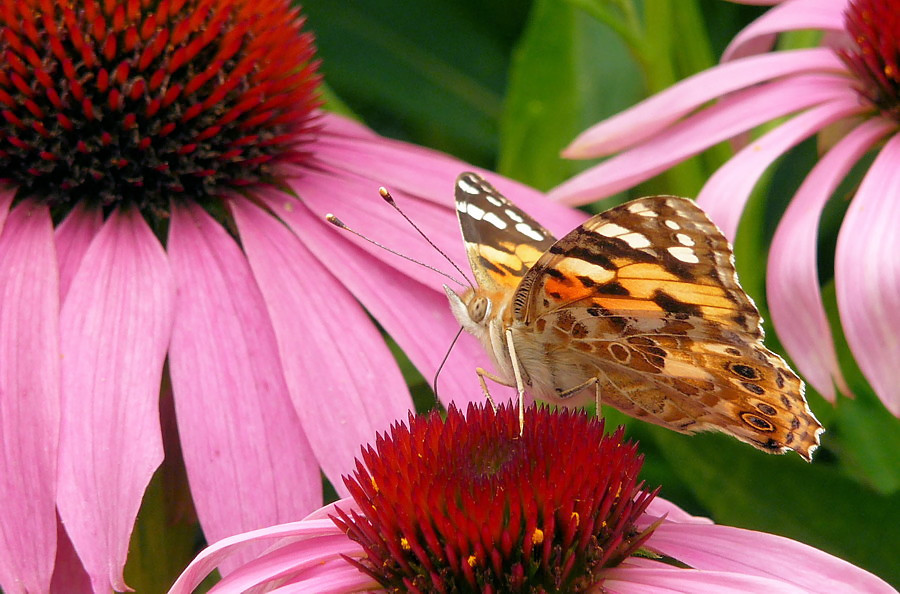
432 326 464 402
326 213 468 288
378 187 474 289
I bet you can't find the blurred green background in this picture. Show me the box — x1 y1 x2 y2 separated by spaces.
132 1 900 590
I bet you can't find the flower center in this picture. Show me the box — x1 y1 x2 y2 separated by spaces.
0 0 320 215
332 404 660 593
840 0 900 122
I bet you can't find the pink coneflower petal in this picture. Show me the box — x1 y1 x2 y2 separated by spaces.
836 132 900 416
54 205 102 301
167 499 365 594
644 522 895 592
56 209 175 592
0 201 59 594
310 114 585 234
602 565 808 593
49 522 91 594
283 167 465 288
549 75 851 205
167 202 321 569
723 0 848 62
561 49 844 159
231 199 412 494
697 96 863 240
277 200 504 408
768 118 893 401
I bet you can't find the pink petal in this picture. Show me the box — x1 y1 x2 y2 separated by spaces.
208 534 366 594
167 203 322 570
640 498 714 527
645 523 895 592
56 209 175 592
0 201 59 594
561 48 844 159
768 118 893 401
0 186 13 236
231 198 413 494
167 510 357 594
835 132 900 416
265 194 511 409
697 96 862 239
601 565 807 593
549 75 852 205
723 0 849 61
286 166 468 289
311 113 585 233
55 204 103 302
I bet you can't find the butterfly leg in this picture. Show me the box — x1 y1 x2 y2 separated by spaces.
555 377 601 415
475 367 513 411
505 329 527 435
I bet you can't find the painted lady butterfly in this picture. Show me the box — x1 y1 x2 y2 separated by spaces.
445 172 824 460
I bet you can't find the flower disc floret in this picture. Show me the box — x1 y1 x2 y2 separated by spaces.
0 0 321 213
333 403 660 593
840 0 900 122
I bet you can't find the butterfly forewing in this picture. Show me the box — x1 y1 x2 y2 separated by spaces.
455 172 556 294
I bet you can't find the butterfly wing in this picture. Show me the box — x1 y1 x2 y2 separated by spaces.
455 172 556 293
511 196 823 460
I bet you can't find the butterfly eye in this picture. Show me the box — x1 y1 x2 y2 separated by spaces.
468 296 490 323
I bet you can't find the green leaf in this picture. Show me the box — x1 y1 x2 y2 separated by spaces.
300 0 531 166
499 0 643 189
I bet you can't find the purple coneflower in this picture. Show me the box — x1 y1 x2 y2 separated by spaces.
550 0 900 416
167 403 893 593
0 1 585 591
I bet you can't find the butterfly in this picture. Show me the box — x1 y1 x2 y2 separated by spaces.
445 172 824 460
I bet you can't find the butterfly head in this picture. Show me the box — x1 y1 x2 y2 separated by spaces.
444 285 492 336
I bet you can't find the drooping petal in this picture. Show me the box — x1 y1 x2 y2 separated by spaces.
262 189 513 409
167 202 321 570
286 165 467 288
56 208 175 592
167 499 361 594
49 522 92 594
768 118 893 401
0 201 59 594
231 198 413 493
697 96 862 240
561 49 844 159
310 113 585 233
601 565 808 594
644 522 895 592
55 204 103 302
836 132 900 416
549 75 851 205
723 0 849 61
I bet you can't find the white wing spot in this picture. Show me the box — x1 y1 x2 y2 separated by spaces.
505 208 524 223
665 220 680 230
466 203 486 220
668 246 699 263
458 178 480 195
596 223 630 237
676 233 695 246
621 232 651 249
638 209 658 217
486 195 503 207
516 222 544 241
483 212 508 230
